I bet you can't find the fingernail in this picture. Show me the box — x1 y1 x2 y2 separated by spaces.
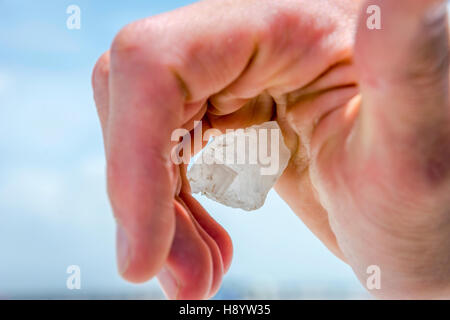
116 223 130 275
158 267 179 300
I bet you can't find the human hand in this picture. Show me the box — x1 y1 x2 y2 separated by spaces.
92 0 450 299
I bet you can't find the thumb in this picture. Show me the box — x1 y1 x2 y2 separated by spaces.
354 0 449 144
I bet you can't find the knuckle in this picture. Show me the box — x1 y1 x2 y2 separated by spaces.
111 22 141 55
264 5 327 49
110 18 162 62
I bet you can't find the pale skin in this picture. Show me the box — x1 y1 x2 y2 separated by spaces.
92 0 450 299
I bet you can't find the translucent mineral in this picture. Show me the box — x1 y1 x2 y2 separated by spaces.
187 121 291 211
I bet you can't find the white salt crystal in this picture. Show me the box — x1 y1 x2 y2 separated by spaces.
187 121 291 211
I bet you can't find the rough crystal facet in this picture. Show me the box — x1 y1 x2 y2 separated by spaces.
187 121 291 211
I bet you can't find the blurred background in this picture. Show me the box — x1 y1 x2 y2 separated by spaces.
0 0 370 299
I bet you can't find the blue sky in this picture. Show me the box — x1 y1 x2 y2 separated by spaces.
0 0 368 299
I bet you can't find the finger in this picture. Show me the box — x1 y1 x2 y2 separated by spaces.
178 160 233 278
354 0 450 185
286 62 357 104
107 47 180 282
92 51 110 145
157 201 213 300
287 86 360 158
180 192 233 274
93 51 179 283
177 195 225 298
105 1 255 282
